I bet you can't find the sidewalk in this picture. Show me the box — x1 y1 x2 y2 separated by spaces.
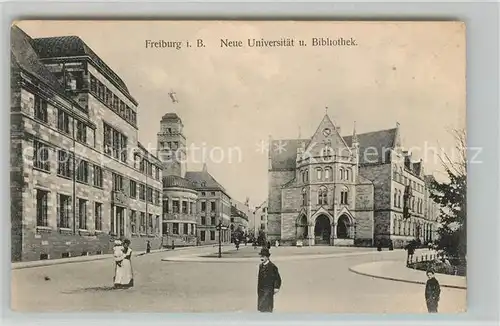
162 248 399 263
11 245 213 270
349 260 467 289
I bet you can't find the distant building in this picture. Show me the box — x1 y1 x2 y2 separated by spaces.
267 113 440 248
185 165 232 245
230 199 251 238
253 200 268 237
10 26 162 262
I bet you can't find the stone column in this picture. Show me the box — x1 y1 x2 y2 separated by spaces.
308 224 314 246
123 208 127 237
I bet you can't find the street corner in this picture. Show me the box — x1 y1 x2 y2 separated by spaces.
348 260 466 290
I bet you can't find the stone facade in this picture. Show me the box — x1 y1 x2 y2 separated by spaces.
268 114 441 248
252 200 268 237
10 27 162 261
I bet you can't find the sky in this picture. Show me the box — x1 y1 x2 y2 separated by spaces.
16 20 466 207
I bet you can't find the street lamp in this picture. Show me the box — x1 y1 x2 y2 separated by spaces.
217 221 222 258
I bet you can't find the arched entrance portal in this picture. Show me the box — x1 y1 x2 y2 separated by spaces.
314 214 331 245
296 215 308 240
336 214 352 239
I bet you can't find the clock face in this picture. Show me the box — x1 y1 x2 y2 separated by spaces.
323 128 331 136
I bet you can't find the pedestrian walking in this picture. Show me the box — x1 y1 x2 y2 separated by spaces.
257 247 281 313
405 241 415 264
425 270 441 313
146 240 151 254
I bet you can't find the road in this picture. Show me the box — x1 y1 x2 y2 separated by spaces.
11 246 466 313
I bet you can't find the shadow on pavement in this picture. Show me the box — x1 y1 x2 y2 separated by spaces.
61 285 127 294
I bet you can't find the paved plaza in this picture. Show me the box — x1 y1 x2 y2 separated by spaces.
11 246 466 313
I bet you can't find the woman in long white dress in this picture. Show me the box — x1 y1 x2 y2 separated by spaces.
114 239 134 288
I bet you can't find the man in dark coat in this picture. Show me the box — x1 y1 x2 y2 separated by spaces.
257 247 281 312
425 270 441 313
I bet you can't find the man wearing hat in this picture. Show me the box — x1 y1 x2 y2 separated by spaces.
257 247 282 312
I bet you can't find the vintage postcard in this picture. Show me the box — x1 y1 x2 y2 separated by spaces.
10 20 466 313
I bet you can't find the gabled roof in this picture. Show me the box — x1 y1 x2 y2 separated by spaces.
11 26 65 93
32 35 137 105
269 128 398 170
185 170 227 193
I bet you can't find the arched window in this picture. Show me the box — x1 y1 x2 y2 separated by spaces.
399 167 403 183
325 168 331 180
398 190 402 208
393 165 398 180
392 216 397 235
346 168 350 181
302 188 307 206
302 169 309 183
318 187 328 205
339 168 344 180
316 168 323 181
393 189 398 207
340 187 349 205
397 217 401 235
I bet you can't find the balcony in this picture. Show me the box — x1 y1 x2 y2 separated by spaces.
112 190 129 206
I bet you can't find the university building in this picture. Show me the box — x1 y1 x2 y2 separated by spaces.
157 112 232 246
267 113 440 248
11 26 162 262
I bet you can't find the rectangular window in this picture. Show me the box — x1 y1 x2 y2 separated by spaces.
113 95 119 111
33 140 50 171
90 75 97 93
93 165 103 188
173 223 179 235
112 173 123 191
190 202 195 214
210 201 216 212
163 199 169 213
154 190 160 205
76 159 89 183
211 217 216 225
138 212 145 233
182 201 188 214
36 189 49 227
147 187 153 203
172 200 180 213
57 109 70 134
34 95 48 123
211 192 216 196
57 150 72 178
58 194 71 228
148 214 153 233
201 216 206 225
183 223 188 235
155 166 160 180
201 201 206 212
77 198 87 229
130 210 137 233
76 121 87 143
139 184 145 200
210 231 215 241
201 230 206 241
130 180 137 198
103 123 127 162
94 202 102 231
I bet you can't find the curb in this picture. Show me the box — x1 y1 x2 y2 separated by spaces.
348 265 467 290
162 249 400 263
12 245 214 270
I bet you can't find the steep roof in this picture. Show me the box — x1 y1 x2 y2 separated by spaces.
270 128 398 170
270 139 308 170
32 35 137 105
11 26 65 92
162 175 195 190
344 128 397 164
185 170 227 193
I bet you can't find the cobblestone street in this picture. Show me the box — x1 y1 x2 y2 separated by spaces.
11 246 466 313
